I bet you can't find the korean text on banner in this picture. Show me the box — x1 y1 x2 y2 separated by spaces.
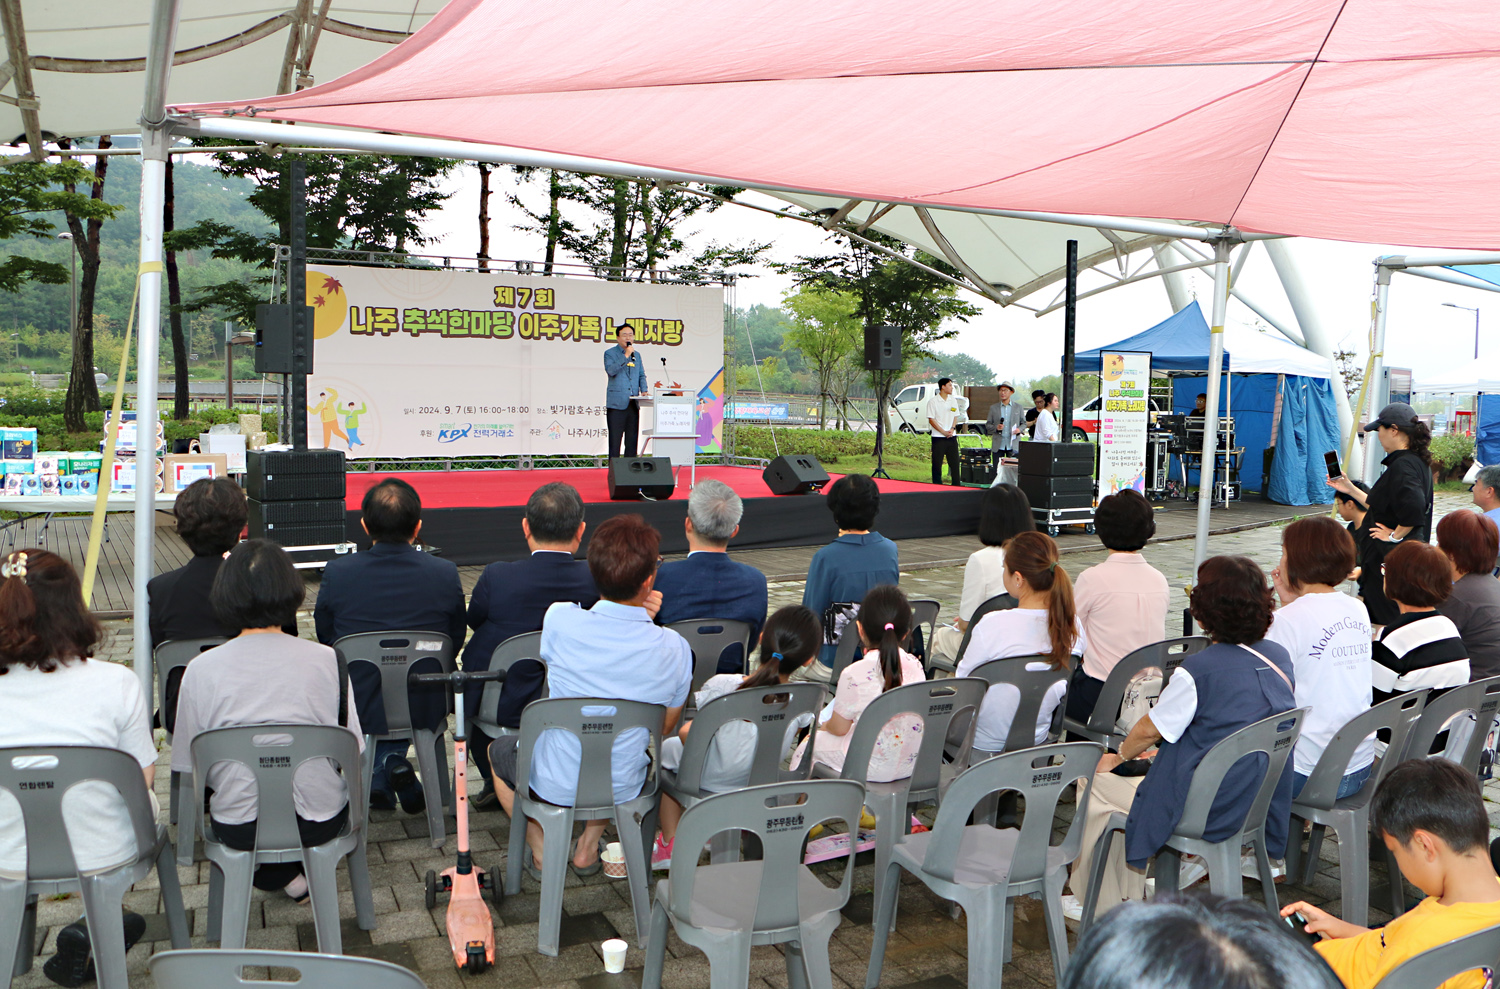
1099 351 1152 496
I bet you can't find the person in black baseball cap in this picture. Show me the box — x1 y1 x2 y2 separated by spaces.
1327 402 1434 627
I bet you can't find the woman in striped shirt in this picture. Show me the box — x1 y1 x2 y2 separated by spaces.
1371 540 1469 706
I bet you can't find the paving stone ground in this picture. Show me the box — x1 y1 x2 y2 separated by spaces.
33 492 1498 989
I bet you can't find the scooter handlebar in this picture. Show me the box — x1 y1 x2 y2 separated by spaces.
410 670 507 687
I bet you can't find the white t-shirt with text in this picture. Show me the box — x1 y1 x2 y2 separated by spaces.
1266 591 1374 777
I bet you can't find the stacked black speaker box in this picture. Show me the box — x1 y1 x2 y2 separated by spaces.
1017 442 1096 509
247 449 348 546
763 454 829 495
959 448 994 485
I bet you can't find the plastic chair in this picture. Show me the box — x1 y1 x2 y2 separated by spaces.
1061 637 1209 750
1284 690 1428 928
667 619 754 690
641 779 866 989
188 724 376 954
335 631 455 848
867 742 1104 989
471 631 545 741
150 948 427 989
964 656 1071 758
660 683 826 863
951 593 1018 669
154 636 228 828
1399 676 1500 772
1369 923 1500 989
908 598 941 673
827 621 864 687
504 697 666 956
1081 708 1308 928
0 746 190 989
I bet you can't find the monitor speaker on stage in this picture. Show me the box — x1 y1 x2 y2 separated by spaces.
607 457 676 501
864 324 901 371
763 455 830 495
254 303 316 375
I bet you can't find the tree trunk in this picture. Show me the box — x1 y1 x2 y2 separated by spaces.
476 163 490 271
641 183 657 281
543 171 561 275
165 158 190 419
62 136 111 433
608 178 629 278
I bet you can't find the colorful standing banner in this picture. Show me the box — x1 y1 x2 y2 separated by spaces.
303 265 726 459
1098 350 1152 495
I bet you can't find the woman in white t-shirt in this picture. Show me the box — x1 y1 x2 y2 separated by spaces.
929 484 1036 668
1267 517 1373 799
959 531 1083 753
1032 393 1061 443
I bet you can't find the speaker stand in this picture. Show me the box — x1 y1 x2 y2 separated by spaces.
871 443 891 480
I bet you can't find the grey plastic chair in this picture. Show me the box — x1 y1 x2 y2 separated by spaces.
965 656 1071 758
641 779 866 989
661 683 826 863
827 620 864 687
0 746 190 989
188 724 376 954
1399 675 1500 772
908 598 941 673
1081 708 1308 928
1061 637 1209 749
951 593 1018 669
150 948 427 989
1284 690 1428 928
471 631 545 741
1368 923 1500 989
667 618 754 690
154 636 228 829
335 631 455 848
867 742 1104 989
504 697 666 956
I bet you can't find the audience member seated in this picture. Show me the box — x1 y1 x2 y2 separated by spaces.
461 482 596 805
928 483 1034 669
316 478 465 814
652 604 820 867
959 530 1082 753
1067 555 1297 919
1065 490 1169 725
0 549 157 986
1283 758 1500 989
1267 516 1373 799
173 539 362 903
1436 511 1500 681
654 479 770 673
488 514 691 878
796 473 899 684
1472 464 1500 532
1371 540 1468 706
792 585 927 782
1062 892 1343 989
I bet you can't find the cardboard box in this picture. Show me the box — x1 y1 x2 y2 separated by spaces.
199 432 247 472
238 414 263 436
164 453 229 492
111 457 165 494
1 426 37 461
247 431 269 450
69 452 103 478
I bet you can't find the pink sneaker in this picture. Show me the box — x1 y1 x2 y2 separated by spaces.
651 835 674 871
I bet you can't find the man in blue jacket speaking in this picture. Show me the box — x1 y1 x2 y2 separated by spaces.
603 324 649 458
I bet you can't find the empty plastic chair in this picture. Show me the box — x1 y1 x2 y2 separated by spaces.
153 636 228 829
1368 923 1500 989
471 631 545 742
867 742 1103 989
1061 637 1209 750
0 746 190 989
151 948 428 989
187 724 376 954
642 779 866 989
908 598 941 673
965 655 1071 758
667 619 754 690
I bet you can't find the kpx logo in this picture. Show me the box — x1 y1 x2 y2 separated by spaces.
437 423 472 443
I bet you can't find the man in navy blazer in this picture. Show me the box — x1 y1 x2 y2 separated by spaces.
603 324 649 458
654 479 769 675
462 482 597 805
316 478 466 813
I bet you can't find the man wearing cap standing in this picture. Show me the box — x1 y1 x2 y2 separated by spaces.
1327 402 1435 627
926 378 964 486
986 383 1025 468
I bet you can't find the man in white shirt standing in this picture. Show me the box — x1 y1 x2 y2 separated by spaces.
926 377 963 486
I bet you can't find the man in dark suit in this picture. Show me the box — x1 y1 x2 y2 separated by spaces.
316 478 466 813
654 479 769 674
462 482 597 806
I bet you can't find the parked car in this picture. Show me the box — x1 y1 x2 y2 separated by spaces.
888 384 999 434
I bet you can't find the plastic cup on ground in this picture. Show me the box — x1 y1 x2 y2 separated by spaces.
601 841 627 879
602 938 628 973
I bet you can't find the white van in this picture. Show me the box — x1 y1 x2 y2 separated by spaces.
888 383 971 434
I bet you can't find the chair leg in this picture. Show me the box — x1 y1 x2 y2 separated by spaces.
304 846 344 953
206 862 223 943
76 873 131 989
168 770 181 826
964 887 1010 989
212 854 255 950
434 731 454 810
0 875 29 980
868 790 904 934
504 801 526 897
641 898 670 989
361 740 377 846
864 861 902 989
154 840 191 948
1041 868 1070 979
414 729 448 848
1250 838 1278 914
783 936 812 989
618 800 660 948
1284 813 1304 881
1203 843 1242 900
1080 817 1125 934
795 927 836 989
536 812 572 956
347 834 378 931
1304 824 1328 885
1155 848 1181 898
1336 821 1369 929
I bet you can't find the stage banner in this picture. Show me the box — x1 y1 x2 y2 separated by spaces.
1098 350 1152 495
302 264 725 459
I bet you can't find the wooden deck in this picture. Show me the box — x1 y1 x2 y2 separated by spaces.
1 511 189 615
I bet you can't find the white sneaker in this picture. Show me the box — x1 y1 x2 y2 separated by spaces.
1145 855 1208 895
1060 893 1084 922
1241 853 1285 882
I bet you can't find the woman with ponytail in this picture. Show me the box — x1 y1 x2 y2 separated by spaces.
959 530 1085 754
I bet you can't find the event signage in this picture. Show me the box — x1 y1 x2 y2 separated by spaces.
1098 350 1152 495
728 401 791 420
305 265 726 458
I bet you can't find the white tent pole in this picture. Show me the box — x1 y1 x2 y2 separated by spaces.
1397 266 1500 294
1381 251 1500 268
1361 265 1392 486
1152 245 1192 311
1191 241 1232 580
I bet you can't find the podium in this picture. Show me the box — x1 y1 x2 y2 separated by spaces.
644 389 697 467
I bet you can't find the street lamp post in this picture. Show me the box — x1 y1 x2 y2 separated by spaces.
55 232 76 334
1442 302 1480 360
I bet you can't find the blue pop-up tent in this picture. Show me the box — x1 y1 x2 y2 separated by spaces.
1075 302 1339 505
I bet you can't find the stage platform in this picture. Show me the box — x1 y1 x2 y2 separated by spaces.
342 465 982 565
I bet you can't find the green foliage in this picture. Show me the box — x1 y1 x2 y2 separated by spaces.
783 286 863 426
733 426 934 464
1431 432 1475 472
1022 374 1100 405
0 399 279 452
0 159 121 292
917 351 996 386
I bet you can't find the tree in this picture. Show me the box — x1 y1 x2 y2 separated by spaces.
59 139 121 432
0 158 116 294
914 351 995 386
1334 348 1364 403
783 286 861 427
164 159 191 419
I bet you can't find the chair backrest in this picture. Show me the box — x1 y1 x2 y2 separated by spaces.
966 656 1072 754
909 598 940 662
838 678 989 796
189 724 364 852
922 741 1103 886
1174 708 1307 842
1296 690 1428 811
953 593 1018 667
828 621 864 686
333 631 454 734
514 697 666 811
150 948 427 989
0 745 159 882
672 682 826 791
1402 676 1500 773
1370 924 1500 989
667 618 754 692
1073 637 1210 737
154 637 228 737
666 779 865 933
475 630 545 725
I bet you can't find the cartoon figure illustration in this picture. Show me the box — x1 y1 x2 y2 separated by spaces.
343 401 368 447
308 388 349 448
696 397 716 447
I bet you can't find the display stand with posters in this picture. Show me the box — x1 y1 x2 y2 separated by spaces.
1098 350 1152 496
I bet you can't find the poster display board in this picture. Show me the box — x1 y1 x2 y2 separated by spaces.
304 265 725 459
1098 351 1152 495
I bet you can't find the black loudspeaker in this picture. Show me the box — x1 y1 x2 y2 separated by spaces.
246 449 346 501
763 454 830 495
248 498 350 546
254 303 316 374
607 457 676 500
1018 475 1095 509
1017 441 1096 477
864 324 901 370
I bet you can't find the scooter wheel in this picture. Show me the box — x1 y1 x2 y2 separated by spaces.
424 870 438 910
480 869 501 904
466 944 487 974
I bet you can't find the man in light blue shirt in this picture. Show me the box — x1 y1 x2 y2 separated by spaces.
603 324 649 458
488 513 690 875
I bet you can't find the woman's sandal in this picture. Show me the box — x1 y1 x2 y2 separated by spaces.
570 837 608 878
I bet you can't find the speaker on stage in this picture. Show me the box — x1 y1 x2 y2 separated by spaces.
253 303 315 375
763 454 830 495
864 324 901 370
607 457 676 500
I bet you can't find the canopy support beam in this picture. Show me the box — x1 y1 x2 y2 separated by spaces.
1033 257 1215 315
1396 266 1500 295
913 206 1012 305
1191 240 1233 582
1153 245 1192 311
0 0 44 159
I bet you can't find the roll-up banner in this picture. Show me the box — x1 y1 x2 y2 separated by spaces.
1099 350 1152 495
